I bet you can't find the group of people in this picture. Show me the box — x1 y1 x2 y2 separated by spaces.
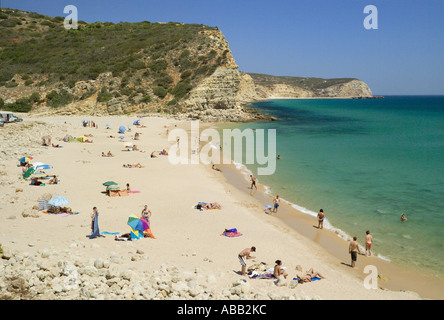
89 204 155 240
238 246 325 283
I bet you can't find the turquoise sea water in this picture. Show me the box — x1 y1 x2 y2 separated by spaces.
224 96 444 276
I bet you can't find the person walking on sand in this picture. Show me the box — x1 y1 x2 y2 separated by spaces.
89 207 100 239
349 236 362 268
272 195 280 214
365 230 373 256
238 247 256 276
250 175 257 190
317 209 325 229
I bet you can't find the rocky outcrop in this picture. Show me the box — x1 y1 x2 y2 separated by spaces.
0 245 321 300
316 79 373 98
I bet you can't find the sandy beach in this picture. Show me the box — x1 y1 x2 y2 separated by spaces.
0 114 433 300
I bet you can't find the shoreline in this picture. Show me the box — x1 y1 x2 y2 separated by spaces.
216 160 444 300
0 114 433 300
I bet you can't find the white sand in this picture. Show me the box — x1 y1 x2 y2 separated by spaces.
0 115 421 300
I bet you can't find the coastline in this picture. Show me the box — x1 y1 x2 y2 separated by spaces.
0 114 432 300
216 154 444 300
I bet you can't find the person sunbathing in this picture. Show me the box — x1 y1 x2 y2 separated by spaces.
202 202 221 209
161 149 168 155
107 151 114 157
84 139 93 143
212 164 222 172
123 163 144 168
150 151 157 158
273 260 288 279
52 143 62 148
48 176 58 184
84 134 93 137
132 145 139 151
296 268 325 283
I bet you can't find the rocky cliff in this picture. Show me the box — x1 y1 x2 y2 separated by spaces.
0 8 373 122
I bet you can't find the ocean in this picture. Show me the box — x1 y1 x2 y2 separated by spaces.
221 96 444 277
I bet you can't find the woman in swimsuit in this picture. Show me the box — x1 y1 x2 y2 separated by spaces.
297 268 325 282
141 205 151 227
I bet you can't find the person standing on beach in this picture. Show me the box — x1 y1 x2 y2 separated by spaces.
89 207 100 239
238 247 256 276
272 195 280 214
317 209 325 229
365 230 373 256
349 237 362 268
250 175 257 190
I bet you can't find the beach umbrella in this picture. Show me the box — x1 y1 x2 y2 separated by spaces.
19 157 33 163
35 164 53 170
103 181 118 186
127 215 149 233
23 166 36 179
31 162 45 168
106 185 120 191
48 196 69 207
118 126 126 133
133 120 141 125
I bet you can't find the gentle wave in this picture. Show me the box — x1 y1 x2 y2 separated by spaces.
231 160 391 262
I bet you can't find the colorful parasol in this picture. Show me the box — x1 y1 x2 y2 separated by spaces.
103 181 118 186
127 215 150 233
19 157 33 163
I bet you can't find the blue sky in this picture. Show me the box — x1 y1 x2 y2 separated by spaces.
3 0 444 95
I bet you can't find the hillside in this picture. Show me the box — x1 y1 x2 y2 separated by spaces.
0 8 373 121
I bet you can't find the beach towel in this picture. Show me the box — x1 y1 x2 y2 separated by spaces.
144 228 156 239
42 211 79 216
100 231 120 236
129 190 141 193
89 212 100 239
222 231 243 237
293 276 322 282
249 272 276 280
221 228 242 237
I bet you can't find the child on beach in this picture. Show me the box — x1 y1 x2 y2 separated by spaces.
365 230 373 256
317 209 325 229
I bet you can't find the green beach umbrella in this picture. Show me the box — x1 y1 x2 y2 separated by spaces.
23 166 36 179
103 181 118 186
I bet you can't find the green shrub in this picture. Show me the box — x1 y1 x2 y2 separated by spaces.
153 86 167 98
171 81 192 99
29 92 41 103
140 95 151 103
153 74 173 89
149 59 168 73
5 98 32 112
97 87 113 103
46 89 73 108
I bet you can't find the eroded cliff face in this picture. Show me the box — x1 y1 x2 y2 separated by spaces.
0 9 374 121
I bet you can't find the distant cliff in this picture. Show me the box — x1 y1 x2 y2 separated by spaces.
0 8 373 122
245 73 373 99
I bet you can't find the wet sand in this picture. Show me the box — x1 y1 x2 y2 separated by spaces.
219 162 444 300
